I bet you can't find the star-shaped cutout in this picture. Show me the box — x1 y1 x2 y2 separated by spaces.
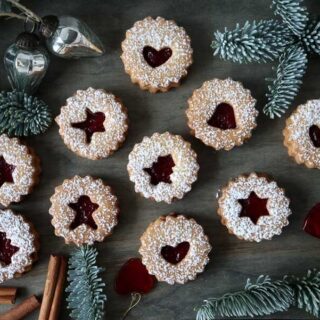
0 231 19 266
68 195 99 230
143 155 175 185
238 192 269 224
0 156 15 188
71 108 106 143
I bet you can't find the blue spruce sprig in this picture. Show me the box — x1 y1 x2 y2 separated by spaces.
196 275 293 320
212 20 294 63
196 269 320 320
272 0 309 36
284 269 320 317
0 90 52 136
66 245 107 320
302 19 320 55
264 44 308 118
212 0 320 118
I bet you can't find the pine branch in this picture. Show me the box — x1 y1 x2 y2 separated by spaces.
284 269 320 317
302 18 320 55
0 91 52 136
212 20 294 63
263 44 308 119
196 275 293 320
66 245 107 320
271 0 308 36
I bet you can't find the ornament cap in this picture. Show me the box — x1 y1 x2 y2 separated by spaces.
39 15 59 38
15 32 39 50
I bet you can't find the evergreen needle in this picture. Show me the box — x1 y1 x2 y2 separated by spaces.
66 245 107 320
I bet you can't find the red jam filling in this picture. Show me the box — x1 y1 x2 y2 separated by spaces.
71 108 105 143
0 232 19 266
207 103 237 130
238 192 269 225
144 155 175 185
161 241 190 265
303 203 320 239
309 125 320 148
0 156 15 188
68 195 99 230
143 46 172 68
115 258 156 295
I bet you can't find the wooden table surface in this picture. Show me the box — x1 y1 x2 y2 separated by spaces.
1 0 320 319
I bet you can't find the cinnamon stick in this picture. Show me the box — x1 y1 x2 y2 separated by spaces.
0 287 17 304
0 295 40 320
48 256 67 320
38 255 61 320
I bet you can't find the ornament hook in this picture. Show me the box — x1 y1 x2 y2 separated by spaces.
121 292 142 320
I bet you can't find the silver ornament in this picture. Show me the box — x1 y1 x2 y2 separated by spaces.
4 32 50 94
40 15 105 59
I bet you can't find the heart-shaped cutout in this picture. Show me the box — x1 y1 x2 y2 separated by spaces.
115 258 156 295
161 241 190 264
309 125 320 148
143 46 172 68
207 102 236 130
303 203 320 239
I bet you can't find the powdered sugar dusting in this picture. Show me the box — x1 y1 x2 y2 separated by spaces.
49 175 119 246
0 209 38 283
121 17 193 92
186 78 258 150
127 132 199 203
139 215 211 285
56 88 128 160
218 173 291 242
0 135 39 207
284 100 320 169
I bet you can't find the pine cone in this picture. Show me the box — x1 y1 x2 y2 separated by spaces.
0 91 52 137
302 18 320 55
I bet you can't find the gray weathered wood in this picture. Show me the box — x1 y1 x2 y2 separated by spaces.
0 0 320 319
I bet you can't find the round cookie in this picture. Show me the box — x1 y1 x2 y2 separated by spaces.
56 87 128 160
283 99 320 169
139 214 211 285
0 209 39 283
217 172 291 242
186 78 258 150
127 132 199 203
49 175 119 246
121 16 193 93
0 134 40 207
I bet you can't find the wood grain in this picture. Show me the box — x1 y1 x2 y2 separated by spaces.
0 0 320 319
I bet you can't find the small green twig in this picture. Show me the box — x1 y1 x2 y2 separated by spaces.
0 12 26 20
7 0 42 23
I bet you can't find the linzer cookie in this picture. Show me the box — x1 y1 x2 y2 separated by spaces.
139 214 211 285
49 175 119 246
127 132 199 203
186 78 258 150
217 173 291 242
0 134 40 207
283 99 320 169
0 209 39 283
56 87 128 160
121 17 193 93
